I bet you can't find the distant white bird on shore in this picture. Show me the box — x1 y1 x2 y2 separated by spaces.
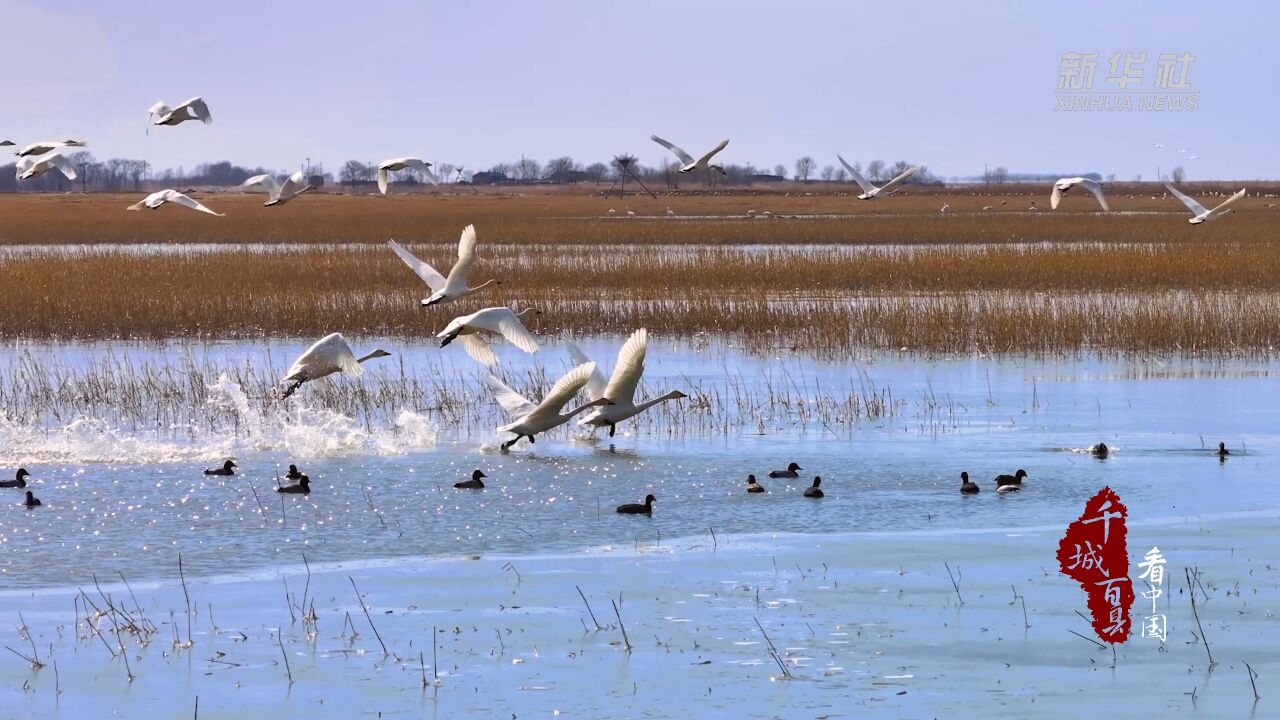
626 208 636 217
387 225 498 307
241 170 315 206
567 329 688 437
486 362 613 449
280 333 391 398
650 135 729 174
147 97 212 132
437 307 540 366
1165 184 1245 225
1050 177 1110 211
15 139 86 157
836 155 919 199
126 189 223 216
940 204 950 214
377 157 439 195
666 206 675 217
16 153 76 181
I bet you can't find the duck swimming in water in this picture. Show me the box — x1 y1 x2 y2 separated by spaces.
204 460 237 476
276 475 310 494
804 476 824 498
960 472 980 494
23 491 40 507
746 474 766 493
1216 442 1230 457
769 462 802 479
995 469 1027 487
285 464 303 480
454 470 487 489
616 494 655 515
0 468 29 488
1091 443 1109 458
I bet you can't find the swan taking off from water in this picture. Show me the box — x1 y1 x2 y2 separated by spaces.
1165 183 1245 224
650 135 729 174
1050 177 1110 211
242 170 315 206
377 158 439 194
836 155 918 199
388 225 499 307
16 153 76 181
567 329 688 437
127 189 223 216
15 139 86 157
437 307 540 366
485 362 613 449
147 97 212 132
280 333 391 398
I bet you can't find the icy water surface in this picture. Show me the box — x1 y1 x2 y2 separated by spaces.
0 339 1277 589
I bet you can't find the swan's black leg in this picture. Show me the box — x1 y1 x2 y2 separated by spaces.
528 434 535 444
608 422 616 437
501 436 518 450
281 380 304 399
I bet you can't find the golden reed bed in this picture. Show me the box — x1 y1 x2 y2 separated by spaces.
2 188 1279 355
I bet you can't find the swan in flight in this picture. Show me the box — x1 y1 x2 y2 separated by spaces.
377 157 439 194
567 329 687 437
280 333 391 398
388 225 499 307
650 135 729 174
242 170 315 206
127 189 223 216
836 155 919 199
147 97 212 132
16 153 76 181
437 307 540 366
15 139 86 157
485 362 613 449
1165 184 1245 225
1050 177 1110 211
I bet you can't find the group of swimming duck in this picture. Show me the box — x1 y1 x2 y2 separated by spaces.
0 468 40 507
203 460 311 493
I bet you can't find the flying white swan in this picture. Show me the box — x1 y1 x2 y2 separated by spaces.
486 362 613 449
280 333 391 398
147 97 212 132
1050 177 1110 211
15 139 86 157
126 189 223 216
567 329 688 437
377 157 439 195
16 153 76 181
241 170 315 206
437 307 540 366
387 225 499 306
1165 184 1245 225
651 135 729 174
836 155 919 199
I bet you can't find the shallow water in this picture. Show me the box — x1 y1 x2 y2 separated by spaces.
1 339 1277 590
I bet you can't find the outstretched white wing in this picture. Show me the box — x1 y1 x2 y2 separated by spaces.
159 189 224 216
443 224 478 290
387 240 447 291
650 135 695 165
695 139 729 166
879 165 919 192
286 333 360 380
485 374 537 419
242 174 283 200
175 96 212 124
533 362 596 415
837 154 875 195
45 153 77 180
566 343 607 400
1050 182 1065 210
279 170 310 199
602 328 647 404
458 334 499 366
1208 188 1246 215
1077 178 1110 212
1165 183 1208 216
377 166 391 195
468 308 540 355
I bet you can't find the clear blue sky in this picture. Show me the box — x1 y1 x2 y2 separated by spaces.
3 0 1274 180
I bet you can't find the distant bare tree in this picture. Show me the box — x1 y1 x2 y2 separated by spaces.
820 165 835 181
1171 166 1186 183
1106 173 1116 183
835 168 847 182
794 156 816 182
543 156 579 178
773 164 786 179
514 158 541 181
660 158 680 190
584 162 608 183
866 160 885 181
340 160 371 189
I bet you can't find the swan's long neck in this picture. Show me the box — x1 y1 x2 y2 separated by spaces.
560 402 602 422
632 391 684 414
466 278 500 294
356 350 387 364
